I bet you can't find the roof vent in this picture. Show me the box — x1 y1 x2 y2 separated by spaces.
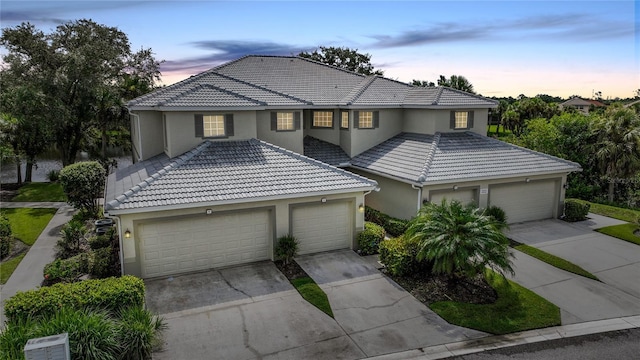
24 333 70 360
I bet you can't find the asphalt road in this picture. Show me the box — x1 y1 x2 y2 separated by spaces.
450 328 640 360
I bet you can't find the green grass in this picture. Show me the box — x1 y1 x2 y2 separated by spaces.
430 271 561 335
11 182 66 202
291 277 334 318
568 199 640 223
597 223 640 246
514 244 599 281
487 125 512 137
0 253 26 284
1 208 57 246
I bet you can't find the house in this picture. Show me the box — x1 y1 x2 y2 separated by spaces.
105 55 580 279
560 97 606 114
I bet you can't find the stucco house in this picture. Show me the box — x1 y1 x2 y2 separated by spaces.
104 55 580 279
560 97 606 114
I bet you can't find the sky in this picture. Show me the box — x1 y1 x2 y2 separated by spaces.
1 0 638 99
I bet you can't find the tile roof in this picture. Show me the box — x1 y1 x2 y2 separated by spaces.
350 132 581 184
128 55 497 109
303 136 351 166
104 139 377 212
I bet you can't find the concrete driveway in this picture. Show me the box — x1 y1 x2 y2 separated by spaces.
506 217 640 324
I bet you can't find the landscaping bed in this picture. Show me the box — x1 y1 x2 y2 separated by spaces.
274 259 334 317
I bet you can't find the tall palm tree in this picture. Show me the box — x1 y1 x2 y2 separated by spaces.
405 200 513 282
593 105 640 202
437 75 475 94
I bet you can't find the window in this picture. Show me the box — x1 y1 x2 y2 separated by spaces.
312 111 333 128
340 111 349 129
204 115 225 137
358 111 373 128
276 112 294 130
450 111 474 130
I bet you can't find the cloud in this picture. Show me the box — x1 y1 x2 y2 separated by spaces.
160 40 314 73
0 10 66 24
0 1 148 26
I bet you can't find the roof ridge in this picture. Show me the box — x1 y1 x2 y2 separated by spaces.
465 132 582 168
438 86 499 105
105 141 211 210
211 72 311 105
200 83 266 106
433 87 444 105
294 55 369 78
342 75 377 105
253 138 377 186
418 132 440 182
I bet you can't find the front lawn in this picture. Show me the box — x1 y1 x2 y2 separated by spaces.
291 276 334 318
568 199 640 223
487 125 513 138
429 271 561 335
597 223 640 246
0 253 25 284
2 208 57 245
11 182 66 202
513 244 599 281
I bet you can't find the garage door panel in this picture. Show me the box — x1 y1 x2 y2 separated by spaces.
292 202 351 255
490 181 556 223
140 210 271 278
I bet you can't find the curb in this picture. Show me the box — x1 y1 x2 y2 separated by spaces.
367 315 640 359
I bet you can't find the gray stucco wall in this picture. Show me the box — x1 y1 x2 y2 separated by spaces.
304 109 341 145
256 110 303 154
349 169 419 220
403 108 488 136
135 111 164 161
350 109 403 157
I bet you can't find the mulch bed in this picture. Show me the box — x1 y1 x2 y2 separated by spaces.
1 238 29 263
274 259 308 281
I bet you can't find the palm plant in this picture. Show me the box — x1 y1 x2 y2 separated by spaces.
405 200 514 282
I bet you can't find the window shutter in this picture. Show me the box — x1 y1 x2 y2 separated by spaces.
195 114 204 137
373 111 380 128
294 112 301 130
354 111 360 128
468 111 474 128
332 111 337 128
225 114 234 136
449 111 455 129
271 112 277 131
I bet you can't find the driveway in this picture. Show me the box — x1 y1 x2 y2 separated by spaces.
147 251 486 359
506 217 640 324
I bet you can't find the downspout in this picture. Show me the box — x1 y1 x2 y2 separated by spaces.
128 110 143 162
108 214 125 276
411 184 422 213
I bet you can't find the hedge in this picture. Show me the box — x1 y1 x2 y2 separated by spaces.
365 206 409 237
4 275 145 323
564 199 590 222
357 222 385 255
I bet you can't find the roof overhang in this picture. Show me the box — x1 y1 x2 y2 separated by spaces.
419 169 581 187
128 104 498 112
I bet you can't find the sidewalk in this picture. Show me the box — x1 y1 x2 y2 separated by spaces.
0 203 75 327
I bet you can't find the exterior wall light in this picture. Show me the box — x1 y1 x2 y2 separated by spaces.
206 209 213 215
124 229 131 239
321 197 327 203
525 178 531 183
452 185 459 191
358 204 365 212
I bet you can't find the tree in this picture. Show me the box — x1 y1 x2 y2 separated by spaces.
592 105 640 202
405 200 514 282
298 46 383 75
437 75 475 94
411 79 435 87
59 161 106 217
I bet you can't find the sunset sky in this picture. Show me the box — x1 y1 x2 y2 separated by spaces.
1 0 638 99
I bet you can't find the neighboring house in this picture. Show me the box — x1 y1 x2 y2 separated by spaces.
560 97 606 114
105 55 580 279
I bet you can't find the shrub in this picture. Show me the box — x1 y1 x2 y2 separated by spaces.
90 232 114 250
43 253 90 284
59 161 106 217
357 222 385 255
484 206 508 225
56 220 89 259
564 199 590 222
275 234 298 265
379 236 431 276
46 169 60 182
0 214 12 259
90 246 120 278
364 206 409 237
4 275 145 323
0 317 37 359
117 306 167 360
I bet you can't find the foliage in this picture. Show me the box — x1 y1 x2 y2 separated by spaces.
56 220 89 259
597 224 640 246
298 46 383 75
357 222 385 255
291 276 333 317
429 270 561 335
46 170 60 182
501 96 560 136
117 306 167 360
364 206 409 237
1 208 57 246
11 182 66 202
0 213 13 258
90 246 120 278
43 253 90 284
274 234 299 265
0 253 25 285
379 236 431 277
437 75 475 94
514 244 599 280
483 205 508 225
411 79 435 87
59 161 106 216
90 232 115 250
405 200 513 279
568 199 640 223
4 275 145 323
563 199 590 222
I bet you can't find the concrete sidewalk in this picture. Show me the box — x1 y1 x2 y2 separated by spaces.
0 203 75 326
0 202 67 209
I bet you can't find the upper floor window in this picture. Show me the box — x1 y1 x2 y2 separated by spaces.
340 111 349 129
358 111 374 128
450 111 474 130
204 115 225 137
270 111 300 131
312 111 333 128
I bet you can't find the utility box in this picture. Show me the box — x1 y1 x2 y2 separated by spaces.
24 333 70 360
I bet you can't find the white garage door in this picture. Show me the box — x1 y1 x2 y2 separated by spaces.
490 180 557 223
291 201 351 255
139 210 271 278
429 189 477 205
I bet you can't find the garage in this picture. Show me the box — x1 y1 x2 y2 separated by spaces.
489 180 558 223
429 188 478 205
138 209 271 278
291 201 352 254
